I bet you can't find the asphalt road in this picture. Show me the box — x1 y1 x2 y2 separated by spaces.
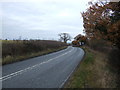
1 46 84 88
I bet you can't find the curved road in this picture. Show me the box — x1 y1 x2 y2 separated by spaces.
1 46 84 88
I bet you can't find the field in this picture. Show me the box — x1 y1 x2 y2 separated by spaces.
2 40 67 65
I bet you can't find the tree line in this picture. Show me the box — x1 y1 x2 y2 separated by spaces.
81 0 120 87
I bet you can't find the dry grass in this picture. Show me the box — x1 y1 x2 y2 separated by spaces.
90 49 116 88
2 46 67 65
2 40 67 65
65 46 116 88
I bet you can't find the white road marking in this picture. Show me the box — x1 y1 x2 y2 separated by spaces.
59 48 84 88
1 47 74 82
59 65 77 88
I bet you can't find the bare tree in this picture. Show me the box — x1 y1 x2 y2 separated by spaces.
58 33 71 43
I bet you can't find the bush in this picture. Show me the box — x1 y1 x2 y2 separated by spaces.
2 40 67 58
108 48 120 87
86 39 112 53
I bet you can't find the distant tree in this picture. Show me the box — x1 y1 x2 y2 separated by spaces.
58 33 71 43
72 40 79 46
74 34 87 44
72 34 87 46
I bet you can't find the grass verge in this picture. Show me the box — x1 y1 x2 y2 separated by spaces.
64 46 116 88
2 46 67 65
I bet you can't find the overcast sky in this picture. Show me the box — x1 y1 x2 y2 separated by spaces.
1 0 91 40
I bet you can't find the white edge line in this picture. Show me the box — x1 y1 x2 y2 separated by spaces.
0 47 74 81
59 48 85 88
59 65 77 88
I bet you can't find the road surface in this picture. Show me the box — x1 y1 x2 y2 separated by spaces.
1 46 84 88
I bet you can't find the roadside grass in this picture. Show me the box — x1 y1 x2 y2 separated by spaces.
64 46 116 88
2 46 67 65
2 40 67 65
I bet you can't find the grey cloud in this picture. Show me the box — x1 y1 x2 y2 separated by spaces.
2 0 89 40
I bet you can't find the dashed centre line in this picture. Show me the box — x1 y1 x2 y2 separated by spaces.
1 47 74 81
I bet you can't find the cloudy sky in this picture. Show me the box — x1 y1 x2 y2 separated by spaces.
1 0 91 40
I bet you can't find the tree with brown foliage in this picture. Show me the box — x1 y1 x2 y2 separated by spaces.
82 1 120 87
82 1 120 48
74 34 87 43
72 40 79 46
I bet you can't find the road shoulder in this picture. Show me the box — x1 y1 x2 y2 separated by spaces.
64 46 116 88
